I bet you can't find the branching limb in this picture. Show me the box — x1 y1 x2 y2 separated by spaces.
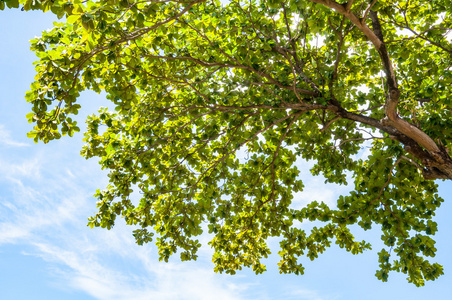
361 0 378 23
400 155 423 171
345 0 354 12
320 116 341 133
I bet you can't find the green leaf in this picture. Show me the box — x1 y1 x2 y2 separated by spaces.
12 0 451 285
67 14 80 24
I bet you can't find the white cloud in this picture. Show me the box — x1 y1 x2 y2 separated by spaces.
0 223 29 243
291 159 351 209
0 169 89 245
0 123 334 300
0 156 42 180
28 226 246 300
0 124 29 147
292 178 338 209
0 136 250 300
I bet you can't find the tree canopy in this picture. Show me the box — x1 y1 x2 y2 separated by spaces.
2 0 452 286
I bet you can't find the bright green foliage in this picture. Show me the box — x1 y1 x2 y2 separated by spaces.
4 0 452 286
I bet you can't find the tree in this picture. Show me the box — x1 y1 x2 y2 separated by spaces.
2 0 451 286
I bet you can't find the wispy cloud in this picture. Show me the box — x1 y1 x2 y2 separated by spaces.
0 137 249 300
0 124 29 147
25 223 247 300
0 124 335 300
291 160 351 209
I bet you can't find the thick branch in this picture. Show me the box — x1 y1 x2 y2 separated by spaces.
306 0 446 167
368 11 442 155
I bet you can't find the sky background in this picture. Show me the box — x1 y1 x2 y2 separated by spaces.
0 8 451 300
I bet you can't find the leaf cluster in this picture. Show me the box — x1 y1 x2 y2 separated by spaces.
3 0 452 285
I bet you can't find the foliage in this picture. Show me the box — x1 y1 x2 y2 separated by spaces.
2 0 452 286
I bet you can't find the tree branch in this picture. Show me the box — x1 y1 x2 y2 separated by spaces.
361 0 378 23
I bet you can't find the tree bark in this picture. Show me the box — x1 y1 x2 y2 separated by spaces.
305 0 452 180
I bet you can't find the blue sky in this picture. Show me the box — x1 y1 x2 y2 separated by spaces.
0 8 451 300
